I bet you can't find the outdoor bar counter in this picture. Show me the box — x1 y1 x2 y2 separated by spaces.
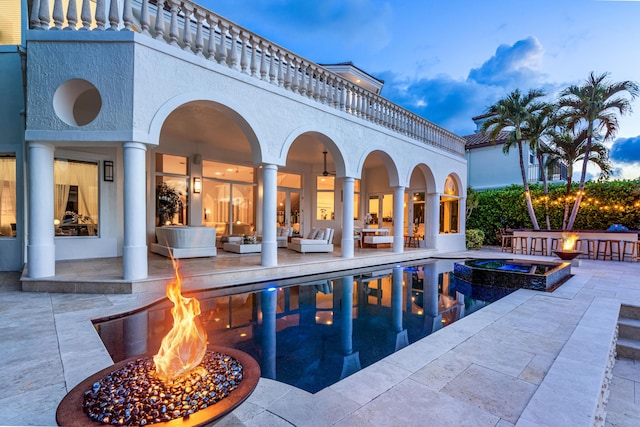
511 229 639 261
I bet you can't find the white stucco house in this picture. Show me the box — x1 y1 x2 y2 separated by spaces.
0 0 468 283
464 114 567 190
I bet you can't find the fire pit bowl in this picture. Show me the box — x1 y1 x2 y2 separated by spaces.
56 346 260 427
552 250 582 261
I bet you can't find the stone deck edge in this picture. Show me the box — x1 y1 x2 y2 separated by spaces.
515 297 620 427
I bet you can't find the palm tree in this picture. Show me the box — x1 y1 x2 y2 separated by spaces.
542 126 612 229
521 103 555 229
557 72 638 230
481 89 547 230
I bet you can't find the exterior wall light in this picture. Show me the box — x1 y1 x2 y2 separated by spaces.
103 160 114 182
193 177 202 193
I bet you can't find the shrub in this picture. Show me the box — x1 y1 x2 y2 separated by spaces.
466 179 640 245
466 229 485 250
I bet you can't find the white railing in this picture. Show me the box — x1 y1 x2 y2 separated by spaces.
528 163 567 183
29 0 466 156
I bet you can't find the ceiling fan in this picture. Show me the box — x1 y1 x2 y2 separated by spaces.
322 150 336 176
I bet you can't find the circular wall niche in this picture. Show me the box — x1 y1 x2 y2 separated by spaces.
53 79 102 126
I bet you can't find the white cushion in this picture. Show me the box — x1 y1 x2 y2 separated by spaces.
306 227 317 239
315 228 326 240
293 238 329 245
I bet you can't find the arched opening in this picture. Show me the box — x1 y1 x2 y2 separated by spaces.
156 101 258 237
440 174 460 234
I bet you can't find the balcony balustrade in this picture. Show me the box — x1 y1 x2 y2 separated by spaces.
28 0 466 156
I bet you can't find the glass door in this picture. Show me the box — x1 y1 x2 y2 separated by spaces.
367 193 394 232
277 189 301 234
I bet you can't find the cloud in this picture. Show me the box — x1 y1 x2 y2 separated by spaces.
379 37 549 135
468 36 545 89
380 73 502 135
610 136 640 165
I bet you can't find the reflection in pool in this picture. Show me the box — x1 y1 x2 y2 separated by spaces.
95 259 498 393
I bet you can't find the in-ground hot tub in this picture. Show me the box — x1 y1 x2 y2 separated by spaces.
453 258 571 292
150 226 217 258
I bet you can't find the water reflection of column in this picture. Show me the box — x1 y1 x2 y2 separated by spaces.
456 291 466 320
392 266 409 350
339 275 361 379
261 288 277 379
423 263 442 334
123 311 148 358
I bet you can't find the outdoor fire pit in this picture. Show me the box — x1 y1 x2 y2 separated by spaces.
553 233 583 261
56 346 259 426
56 256 259 426
552 250 582 261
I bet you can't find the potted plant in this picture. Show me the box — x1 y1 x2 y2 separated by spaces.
156 182 182 226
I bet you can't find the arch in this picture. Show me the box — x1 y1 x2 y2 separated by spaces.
148 92 264 164
406 163 437 192
443 172 465 197
281 127 347 177
356 149 401 187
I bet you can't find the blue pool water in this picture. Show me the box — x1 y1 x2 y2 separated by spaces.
95 259 499 393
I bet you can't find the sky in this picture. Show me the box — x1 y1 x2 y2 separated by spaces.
201 0 640 180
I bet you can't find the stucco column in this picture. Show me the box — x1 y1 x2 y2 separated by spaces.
426 192 440 249
459 196 466 235
393 186 405 252
123 142 148 280
27 142 55 278
341 177 355 258
261 163 278 267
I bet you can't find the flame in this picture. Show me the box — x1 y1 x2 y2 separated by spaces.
562 233 579 251
153 257 207 380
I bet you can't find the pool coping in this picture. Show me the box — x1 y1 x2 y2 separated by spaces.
57 266 619 426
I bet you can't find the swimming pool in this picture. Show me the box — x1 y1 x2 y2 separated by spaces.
95 259 495 393
454 258 571 292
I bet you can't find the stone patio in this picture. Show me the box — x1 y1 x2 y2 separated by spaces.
1 248 639 426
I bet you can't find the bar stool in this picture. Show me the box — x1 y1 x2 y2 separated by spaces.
511 235 528 254
596 239 621 261
501 233 513 253
529 236 548 256
575 239 595 259
622 240 638 262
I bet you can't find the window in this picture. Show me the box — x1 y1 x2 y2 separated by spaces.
0 2 21 45
317 176 334 220
412 192 425 235
439 175 459 234
353 179 360 220
54 159 99 236
277 172 302 232
0 155 16 238
155 154 188 226
202 160 255 235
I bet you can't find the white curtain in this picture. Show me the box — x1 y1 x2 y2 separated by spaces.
0 157 17 237
54 159 98 236
74 162 98 235
54 160 71 225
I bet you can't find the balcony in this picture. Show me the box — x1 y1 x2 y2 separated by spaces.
28 0 466 157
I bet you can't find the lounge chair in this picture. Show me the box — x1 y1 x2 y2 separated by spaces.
276 226 294 248
288 227 334 253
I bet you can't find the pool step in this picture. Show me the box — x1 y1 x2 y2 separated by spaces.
617 304 640 360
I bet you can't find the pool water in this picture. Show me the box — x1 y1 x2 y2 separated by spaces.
464 259 559 275
95 259 497 393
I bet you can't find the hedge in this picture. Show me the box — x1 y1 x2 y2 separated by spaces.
467 179 640 245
